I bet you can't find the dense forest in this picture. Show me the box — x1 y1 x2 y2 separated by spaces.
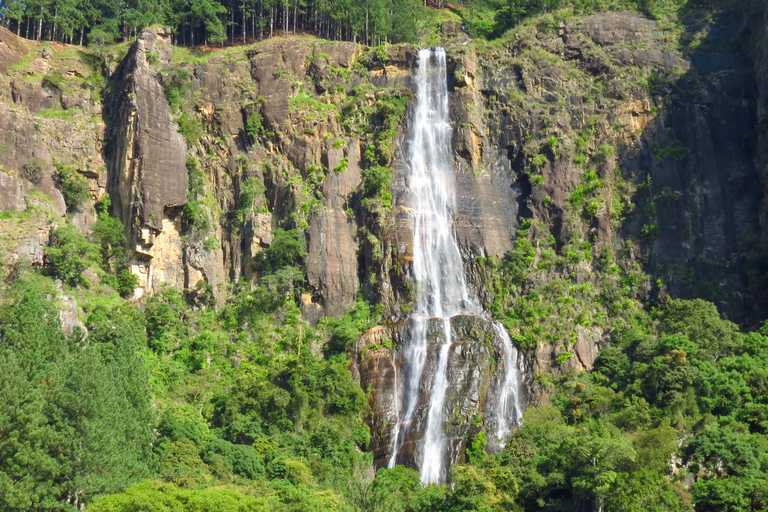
1 0 766 510
3 239 768 510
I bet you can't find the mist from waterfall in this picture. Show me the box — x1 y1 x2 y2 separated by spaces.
386 47 524 485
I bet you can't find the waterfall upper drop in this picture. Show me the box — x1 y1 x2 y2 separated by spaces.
383 47 526 485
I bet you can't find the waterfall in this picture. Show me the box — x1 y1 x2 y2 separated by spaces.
386 47 524 484
492 323 524 444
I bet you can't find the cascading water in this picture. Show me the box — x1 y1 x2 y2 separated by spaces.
386 47 525 484
492 323 525 444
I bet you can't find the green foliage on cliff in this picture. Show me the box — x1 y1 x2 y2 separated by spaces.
45 224 100 286
54 163 90 211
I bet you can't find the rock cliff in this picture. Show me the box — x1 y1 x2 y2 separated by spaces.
0 2 766 472
105 28 189 297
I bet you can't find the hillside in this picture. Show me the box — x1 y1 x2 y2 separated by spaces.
1 0 768 510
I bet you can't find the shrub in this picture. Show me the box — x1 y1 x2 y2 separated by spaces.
146 51 159 66
183 201 210 233
116 269 138 296
641 223 659 237
245 112 263 140
45 225 99 287
334 157 349 174
55 164 90 211
42 71 65 90
21 158 45 185
655 140 690 162
531 154 548 169
91 207 127 269
233 177 266 228
361 165 393 208
176 111 204 144
252 228 307 273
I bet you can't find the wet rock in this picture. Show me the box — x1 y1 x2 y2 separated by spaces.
358 314 525 472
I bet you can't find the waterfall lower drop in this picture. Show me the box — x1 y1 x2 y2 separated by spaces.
385 47 525 484
493 323 525 443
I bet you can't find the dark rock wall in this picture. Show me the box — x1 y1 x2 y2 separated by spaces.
748 0 768 314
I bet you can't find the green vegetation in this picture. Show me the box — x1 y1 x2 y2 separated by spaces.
461 0 734 40
1 1 766 511
0 0 425 46
289 91 338 123
54 162 90 211
233 176 266 228
6 205 768 512
42 195 137 295
245 111 263 140
45 224 100 286
0 275 154 510
655 140 691 162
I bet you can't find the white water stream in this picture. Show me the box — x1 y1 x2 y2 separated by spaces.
386 47 524 484
493 323 525 442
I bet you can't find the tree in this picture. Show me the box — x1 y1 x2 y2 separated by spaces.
45 224 99 287
0 351 64 512
0 280 154 510
191 0 227 45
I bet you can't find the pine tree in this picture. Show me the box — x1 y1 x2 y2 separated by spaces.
191 0 227 45
0 351 64 512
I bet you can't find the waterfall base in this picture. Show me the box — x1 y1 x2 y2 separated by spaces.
355 314 527 476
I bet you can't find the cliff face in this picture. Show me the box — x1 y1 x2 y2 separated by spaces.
749 0 768 284
105 28 189 297
359 9 768 467
0 4 766 472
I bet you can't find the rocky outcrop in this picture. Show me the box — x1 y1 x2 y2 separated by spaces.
105 28 188 297
305 138 362 317
0 170 25 211
0 30 109 253
0 26 27 73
